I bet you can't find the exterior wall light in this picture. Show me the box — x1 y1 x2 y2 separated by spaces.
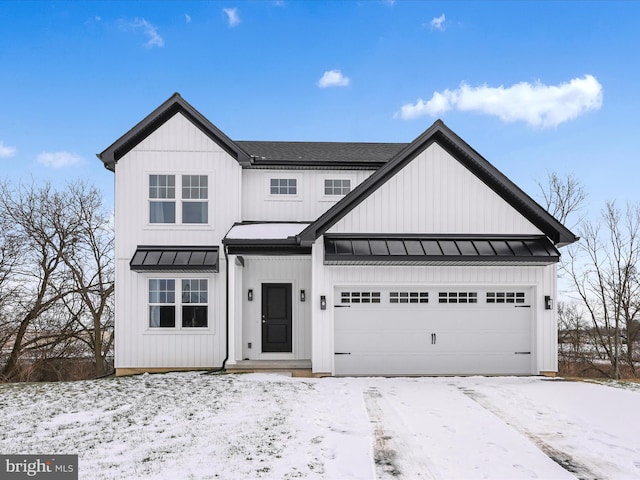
300 290 306 302
320 295 327 310
544 295 553 310
248 289 253 301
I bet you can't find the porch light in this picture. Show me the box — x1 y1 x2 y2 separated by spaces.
248 289 253 301
320 295 327 310
300 290 306 302
544 295 553 310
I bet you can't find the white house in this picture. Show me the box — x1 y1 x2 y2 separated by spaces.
98 93 577 377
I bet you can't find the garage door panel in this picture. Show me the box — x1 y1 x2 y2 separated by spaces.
334 287 533 376
335 352 532 376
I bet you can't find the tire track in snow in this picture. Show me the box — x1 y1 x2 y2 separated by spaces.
456 385 598 480
363 386 438 479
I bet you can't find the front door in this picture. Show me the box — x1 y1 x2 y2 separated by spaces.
261 283 292 353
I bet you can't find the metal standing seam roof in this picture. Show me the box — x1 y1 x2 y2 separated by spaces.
323 235 560 265
130 246 219 272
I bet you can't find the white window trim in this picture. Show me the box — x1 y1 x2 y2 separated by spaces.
146 276 213 333
319 174 355 201
146 172 213 228
265 173 303 201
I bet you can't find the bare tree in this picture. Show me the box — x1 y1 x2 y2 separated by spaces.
0 181 79 381
564 202 640 379
0 181 115 381
61 182 114 376
537 172 587 228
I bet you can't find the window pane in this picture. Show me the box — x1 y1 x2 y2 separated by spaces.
149 175 175 199
149 306 176 327
182 306 208 327
325 179 351 195
270 178 297 195
182 202 208 224
182 279 208 303
182 175 208 200
150 201 176 223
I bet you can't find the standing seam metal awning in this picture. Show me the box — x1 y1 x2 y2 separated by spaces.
324 235 560 265
130 246 219 272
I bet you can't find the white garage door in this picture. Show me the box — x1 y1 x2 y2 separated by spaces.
334 287 533 376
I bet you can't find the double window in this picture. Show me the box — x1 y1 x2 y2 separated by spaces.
149 279 208 328
149 174 208 224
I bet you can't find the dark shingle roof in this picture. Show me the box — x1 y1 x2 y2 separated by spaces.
235 141 408 167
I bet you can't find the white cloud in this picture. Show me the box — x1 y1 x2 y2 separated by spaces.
318 70 350 88
430 13 446 31
223 8 241 27
37 151 83 169
185 14 191 24
0 141 16 158
123 18 164 48
396 75 603 128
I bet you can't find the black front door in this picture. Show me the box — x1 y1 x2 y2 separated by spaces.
262 283 292 353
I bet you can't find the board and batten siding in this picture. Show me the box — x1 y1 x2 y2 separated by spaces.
329 142 543 235
310 240 558 375
241 169 374 222
114 112 241 370
237 256 312 361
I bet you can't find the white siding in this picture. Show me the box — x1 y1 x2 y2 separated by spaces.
310 238 558 375
114 112 241 369
242 169 373 221
239 256 312 360
329 142 543 235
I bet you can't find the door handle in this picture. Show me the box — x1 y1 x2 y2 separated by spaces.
262 315 266 324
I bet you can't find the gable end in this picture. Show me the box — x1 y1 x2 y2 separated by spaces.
298 120 577 247
97 93 252 171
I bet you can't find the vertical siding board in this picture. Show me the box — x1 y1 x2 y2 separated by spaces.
115 113 241 369
328 143 542 236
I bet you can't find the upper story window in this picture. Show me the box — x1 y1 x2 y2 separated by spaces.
324 179 351 196
149 174 208 224
149 175 176 223
270 178 297 195
182 175 208 224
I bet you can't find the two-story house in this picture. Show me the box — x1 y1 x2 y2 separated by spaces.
98 93 577 377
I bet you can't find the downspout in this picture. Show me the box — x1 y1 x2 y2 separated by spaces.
204 243 231 375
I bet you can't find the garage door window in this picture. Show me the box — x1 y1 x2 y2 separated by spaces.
340 291 381 304
438 291 478 304
390 291 429 304
487 292 525 304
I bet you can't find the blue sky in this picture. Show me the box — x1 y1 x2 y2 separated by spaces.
1 1 639 221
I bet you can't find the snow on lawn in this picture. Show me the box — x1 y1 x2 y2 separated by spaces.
0 373 639 480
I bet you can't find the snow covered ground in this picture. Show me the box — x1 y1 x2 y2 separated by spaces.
0 373 638 479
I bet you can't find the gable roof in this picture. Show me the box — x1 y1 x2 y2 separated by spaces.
97 93 252 171
298 120 578 247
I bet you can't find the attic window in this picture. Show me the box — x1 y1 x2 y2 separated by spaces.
270 178 297 195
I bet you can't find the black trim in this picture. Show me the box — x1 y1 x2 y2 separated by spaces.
224 239 311 256
324 235 560 265
298 120 578 247
97 93 251 171
130 245 219 272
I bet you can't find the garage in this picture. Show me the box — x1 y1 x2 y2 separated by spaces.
334 287 533 376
